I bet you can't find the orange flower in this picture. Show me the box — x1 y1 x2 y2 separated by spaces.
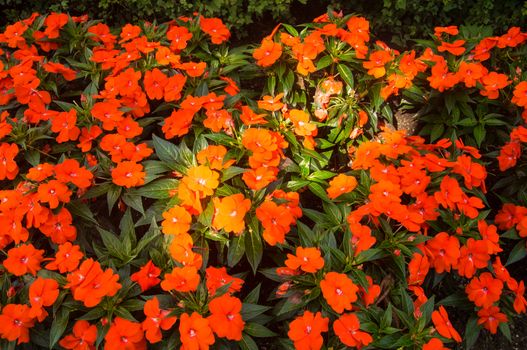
512 81 527 107
284 247 324 273
143 68 168 100
180 61 207 77
59 320 97 350
51 109 81 143
162 205 192 235
253 38 282 67
431 306 461 342
0 304 35 344
0 142 19 180
46 242 83 273
200 17 230 44
407 253 430 286
437 40 466 55
239 105 267 125
65 258 121 307
434 25 458 38
256 200 295 246
167 25 192 51
77 126 102 152
497 142 521 171
161 266 200 292
162 108 195 138
43 12 68 38
220 76 239 96
480 72 510 99
197 145 234 170
327 174 358 199
105 317 146 350
320 272 359 313
346 16 370 43
477 306 507 334
257 93 284 111
182 165 219 197
179 312 215 350
3 243 44 276
242 166 278 190
142 297 177 343
206 266 244 296
212 194 251 234
169 233 202 269
363 50 392 78
28 277 59 321
54 159 94 189
37 179 72 209
425 232 460 273
456 61 487 88
111 161 145 188
466 272 503 308
333 313 372 348
423 337 449 350
457 238 490 278
359 275 381 306
163 74 187 102
131 260 161 292
287 311 329 350
208 294 245 340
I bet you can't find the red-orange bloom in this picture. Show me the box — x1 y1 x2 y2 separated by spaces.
205 266 244 296
28 277 59 321
253 38 282 67
0 304 35 344
320 272 359 313
284 246 324 273
256 200 295 246
333 313 373 348
0 142 19 180
179 312 215 350
431 306 461 342
3 243 44 276
131 260 161 292
65 258 121 307
408 253 430 286
477 306 507 334
46 242 83 273
437 40 466 55
105 317 146 350
142 297 177 343
161 205 192 236
327 174 358 199
37 179 72 209
161 266 200 292
457 238 490 278
208 294 245 340
111 161 145 188
465 272 503 308
182 165 219 197
59 320 97 350
200 17 230 44
288 311 329 350
425 232 460 273
212 194 251 234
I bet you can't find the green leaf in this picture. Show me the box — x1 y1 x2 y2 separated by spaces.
238 333 258 350
380 303 393 329
49 308 69 349
107 185 122 215
66 200 98 225
244 284 261 304
97 227 125 260
307 182 331 203
152 134 180 167
245 217 263 274
122 193 144 215
337 63 354 88
221 166 247 182
241 303 271 321
464 316 481 349
506 240 527 266
473 124 486 147
228 234 245 267
244 323 277 337
132 178 179 199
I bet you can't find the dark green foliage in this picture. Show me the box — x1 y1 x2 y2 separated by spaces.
332 0 527 48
